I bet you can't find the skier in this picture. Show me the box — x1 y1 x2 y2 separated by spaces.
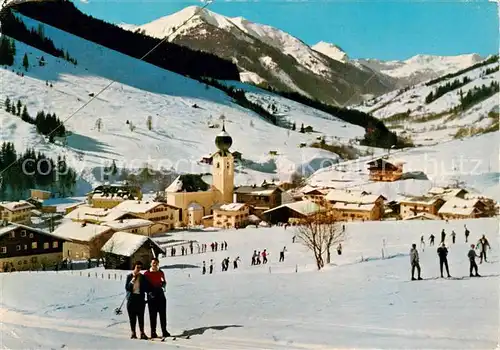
256 251 261 265
279 247 286 262
437 242 451 278
221 259 226 272
477 234 491 263
337 243 342 255
420 235 425 251
233 256 240 269
440 229 446 244
209 259 214 274
202 261 206 275
144 258 170 339
451 230 456 244
468 244 481 277
189 241 193 254
410 243 422 280
251 250 257 265
125 261 149 340
464 225 470 243
429 233 435 246
262 249 268 264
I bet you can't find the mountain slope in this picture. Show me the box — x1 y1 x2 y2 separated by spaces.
0 12 370 197
311 41 349 63
125 6 395 106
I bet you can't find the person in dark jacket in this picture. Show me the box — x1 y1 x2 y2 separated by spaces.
437 242 451 278
464 225 470 243
125 261 149 340
429 234 435 246
440 229 446 244
477 235 491 264
467 244 480 277
410 243 422 280
144 258 170 339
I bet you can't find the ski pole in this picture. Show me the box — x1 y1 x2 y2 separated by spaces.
115 294 127 315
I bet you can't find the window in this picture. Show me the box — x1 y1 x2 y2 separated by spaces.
31 242 37 249
1 247 6 254
9 232 15 238
21 230 26 237
43 242 49 249
53 241 58 248
24 245 27 250
16 245 21 251
29 233 34 238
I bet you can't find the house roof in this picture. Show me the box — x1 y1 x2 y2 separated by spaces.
0 222 64 239
102 219 154 231
0 200 35 212
234 184 282 196
217 203 247 211
263 200 322 216
51 220 113 242
427 187 468 200
113 200 179 213
325 189 385 204
101 231 164 257
165 174 211 193
403 213 441 220
366 157 405 167
399 196 443 206
331 202 376 212
438 198 482 216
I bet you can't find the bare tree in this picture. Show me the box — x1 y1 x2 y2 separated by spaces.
295 212 345 270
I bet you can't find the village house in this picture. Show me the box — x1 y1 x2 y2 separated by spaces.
87 183 143 209
399 196 446 220
0 201 35 224
30 189 52 200
101 231 165 270
438 198 486 220
403 212 442 221
213 203 250 229
51 220 115 260
112 200 179 230
293 186 330 204
102 218 167 236
427 187 469 200
0 221 67 272
366 157 405 182
166 124 235 225
234 182 284 216
263 200 323 225
325 189 386 221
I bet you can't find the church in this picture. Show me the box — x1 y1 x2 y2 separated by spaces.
165 123 236 226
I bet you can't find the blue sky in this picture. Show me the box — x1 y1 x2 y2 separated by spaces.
75 0 498 61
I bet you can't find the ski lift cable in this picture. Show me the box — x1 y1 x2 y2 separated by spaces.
0 0 215 180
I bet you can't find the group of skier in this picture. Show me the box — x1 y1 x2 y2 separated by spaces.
410 227 491 280
124 258 170 340
167 241 228 257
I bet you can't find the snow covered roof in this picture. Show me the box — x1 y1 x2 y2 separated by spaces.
427 187 468 200
102 219 154 230
51 220 113 242
101 231 164 257
366 157 405 166
263 200 322 216
399 196 443 206
0 200 35 212
165 174 211 193
113 200 178 213
0 222 56 238
299 185 329 195
438 198 483 216
331 202 376 212
217 203 247 211
325 189 385 204
403 213 441 220
234 185 282 196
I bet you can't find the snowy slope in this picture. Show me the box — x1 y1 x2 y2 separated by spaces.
0 14 365 194
1 218 498 349
308 131 500 202
311 41 349 63
356 54 484 86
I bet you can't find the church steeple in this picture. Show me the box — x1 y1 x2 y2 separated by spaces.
212 122 234 204
215 122 232 156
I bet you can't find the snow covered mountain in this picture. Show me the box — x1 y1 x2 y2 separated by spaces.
311 41 349 63
355 53 484 87
122 6 394 106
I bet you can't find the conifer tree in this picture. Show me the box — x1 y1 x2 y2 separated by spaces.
4 97 11 113
22 53 29 71
16 100 22 116
21 106 31 122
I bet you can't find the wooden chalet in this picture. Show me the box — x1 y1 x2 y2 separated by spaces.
366 157 404 182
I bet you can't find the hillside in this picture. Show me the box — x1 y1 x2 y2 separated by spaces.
0 11 376 199
353 56 499 146
120 5 395 106
1 218 498 349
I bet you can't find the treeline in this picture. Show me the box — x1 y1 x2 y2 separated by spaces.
484 66 499 76
0 142 76 200
7 0 239 80
1 10 77 65
425 77 471 104
458 81 499 111
425 55 499 86
0 36 16 66
4 97 66 139
261 88 413 149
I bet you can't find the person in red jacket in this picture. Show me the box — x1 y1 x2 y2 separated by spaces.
144 258 170 338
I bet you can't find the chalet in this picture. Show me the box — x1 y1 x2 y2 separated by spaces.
87 183 143 209
213 203 250 229
438 198 486 220
0 201 35 224
399 196 445 220
101 232 165 270
112 200 180 230
427 187 468 200
234 182 283 215
0 222 67 272
263 200 323 225
325 189 386 221
51 220 115 260
295 185 330 204
102 218 167 236
366 157 404 182
403 212 441 221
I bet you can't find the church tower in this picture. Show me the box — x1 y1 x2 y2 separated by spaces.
212 122 234 204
